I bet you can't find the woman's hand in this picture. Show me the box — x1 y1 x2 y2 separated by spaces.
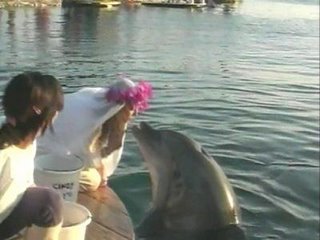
79 168 102 192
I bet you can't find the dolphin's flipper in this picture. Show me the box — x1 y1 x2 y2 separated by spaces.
135 209 164 238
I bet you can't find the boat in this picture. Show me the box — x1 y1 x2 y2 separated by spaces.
97 0 121 7
141 0 207 8
62 0 121 7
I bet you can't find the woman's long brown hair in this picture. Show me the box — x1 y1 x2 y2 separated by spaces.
90 104 132 157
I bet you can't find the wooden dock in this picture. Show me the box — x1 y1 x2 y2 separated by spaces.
78 187 135 240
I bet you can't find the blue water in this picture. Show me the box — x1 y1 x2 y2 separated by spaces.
0 0 319 239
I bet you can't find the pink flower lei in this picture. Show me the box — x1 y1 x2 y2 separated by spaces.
106 76 153 113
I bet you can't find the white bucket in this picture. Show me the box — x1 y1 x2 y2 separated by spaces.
60 201 92 240
34 154 84 202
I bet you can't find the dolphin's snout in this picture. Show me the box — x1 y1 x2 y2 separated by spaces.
140 121 152 131
133 122 152 132
132 122 158 144
132 122 149 137
132 124 140 137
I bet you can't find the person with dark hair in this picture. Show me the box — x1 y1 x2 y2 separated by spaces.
0 72 64 240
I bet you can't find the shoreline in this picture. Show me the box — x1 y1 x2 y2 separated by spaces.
0 0 61 7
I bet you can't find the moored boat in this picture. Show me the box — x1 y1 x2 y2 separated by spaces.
62 0 121 7
141 0 207 8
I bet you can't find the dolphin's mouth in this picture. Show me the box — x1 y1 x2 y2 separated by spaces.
131 123 141 135
132 122 153 162
132 121 152 139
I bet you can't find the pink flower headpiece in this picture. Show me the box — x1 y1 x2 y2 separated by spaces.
106 75 153 113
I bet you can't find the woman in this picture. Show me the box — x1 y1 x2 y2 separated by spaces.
37 75 152 192
0 72 64 240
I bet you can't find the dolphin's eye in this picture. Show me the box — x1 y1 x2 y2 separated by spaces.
173 169 182 179
171 169 184 192
154 130 162 140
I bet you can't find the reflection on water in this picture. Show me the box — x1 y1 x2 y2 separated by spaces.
0 1 319 239
62 7 100 44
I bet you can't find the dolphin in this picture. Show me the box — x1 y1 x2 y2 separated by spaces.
132 122 247 240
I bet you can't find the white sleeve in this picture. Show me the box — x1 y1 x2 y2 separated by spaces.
0 172 19 208
0 157 23 222
0 143 36 223
0 155 13 199
100 146 124 180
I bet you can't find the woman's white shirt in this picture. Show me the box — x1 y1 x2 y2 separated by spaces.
0 141 36 224
37 87 125 180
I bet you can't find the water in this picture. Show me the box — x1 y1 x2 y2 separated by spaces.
0 0 319 239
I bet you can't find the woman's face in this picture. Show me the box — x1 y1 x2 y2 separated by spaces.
125 104 136 120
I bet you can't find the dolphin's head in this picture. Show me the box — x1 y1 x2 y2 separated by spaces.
132 122 176 209
132 122 243 237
